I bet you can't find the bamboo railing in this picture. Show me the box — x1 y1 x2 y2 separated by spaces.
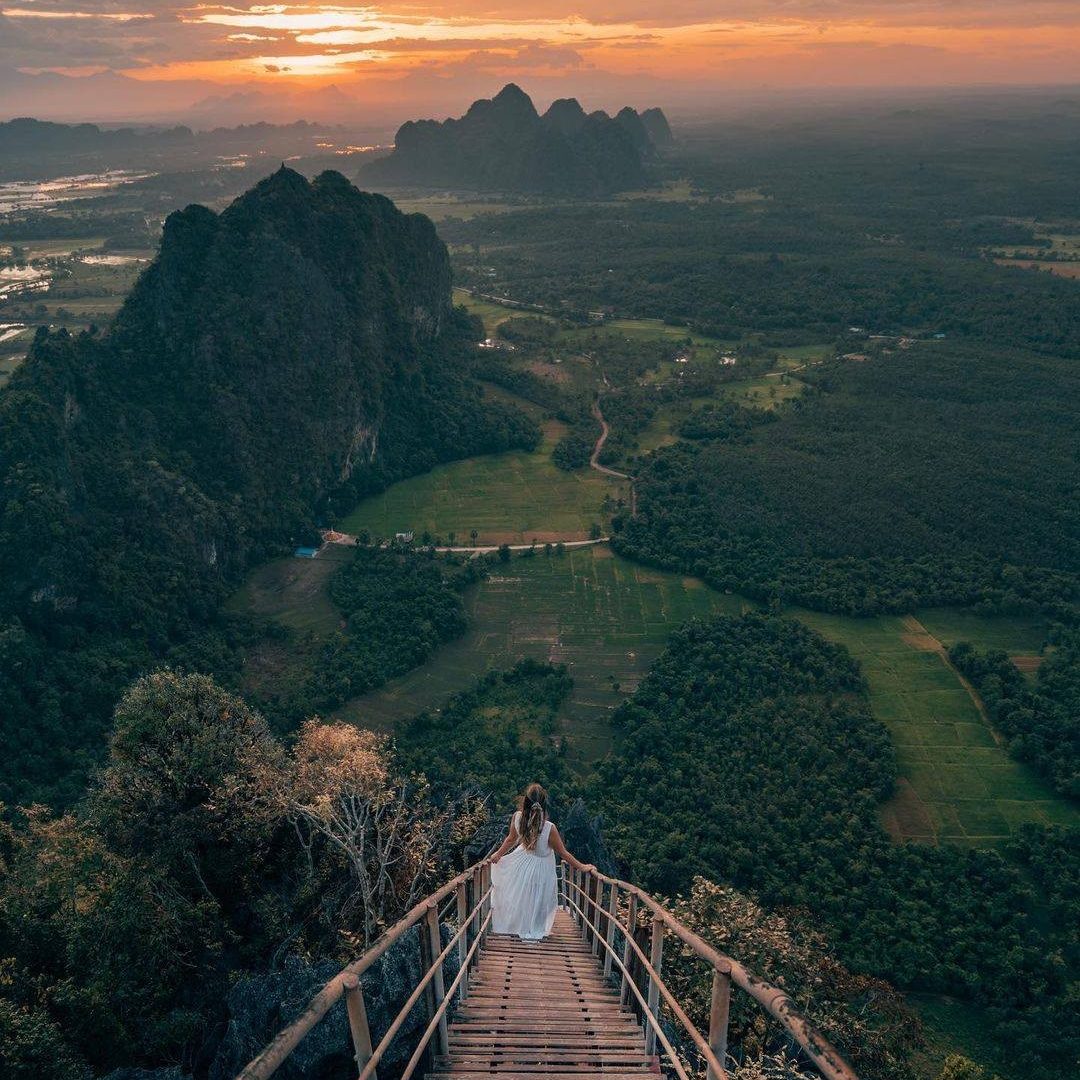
235 856 859 1080
558 864 859 1080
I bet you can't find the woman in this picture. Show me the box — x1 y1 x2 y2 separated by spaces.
489 782 596 941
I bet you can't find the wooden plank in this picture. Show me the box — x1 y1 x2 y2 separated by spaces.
427 910 654 1080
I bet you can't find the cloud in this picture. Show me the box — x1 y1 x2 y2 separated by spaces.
3 0 1080 121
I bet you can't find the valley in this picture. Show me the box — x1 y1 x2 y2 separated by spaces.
3 97 1079 1080
233 533 1076 849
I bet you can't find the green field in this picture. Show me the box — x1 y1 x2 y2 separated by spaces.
392 194 523 221
339 419 625 544
452 287 547 334
793 609 1076 847
334 544 747 761
225 543 352 634
916 607 1048 656
228 521 1076 846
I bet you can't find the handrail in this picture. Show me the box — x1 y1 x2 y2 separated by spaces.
563 886 700 1080
237 857 492 1080
396 908 492 1080
560 865 858 1080
238 851 859 1080
357 887 491 1080
564 876 725 1079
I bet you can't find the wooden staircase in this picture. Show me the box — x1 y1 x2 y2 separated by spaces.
430 910 656 1080
237 858 859 1080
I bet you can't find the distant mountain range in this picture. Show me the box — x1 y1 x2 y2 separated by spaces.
360 84 674 196
0 116 334 182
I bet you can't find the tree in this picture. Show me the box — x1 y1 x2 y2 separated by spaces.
282 720 485 945
498 543 512 562
936 1057 1004 1080
91 671 284 881
470 528 479 546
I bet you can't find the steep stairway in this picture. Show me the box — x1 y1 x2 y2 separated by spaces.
237 860 858 1080
430 910 656 1079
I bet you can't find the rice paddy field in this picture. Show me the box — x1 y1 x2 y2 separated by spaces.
0 246 150 384
793 609 1077 848
392 194 524 221
339 419 626 544
334 544 747 763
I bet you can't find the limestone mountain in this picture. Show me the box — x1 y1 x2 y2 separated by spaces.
641 107 674 147
0 166 536 805
615 106 655 155
360 84 669 196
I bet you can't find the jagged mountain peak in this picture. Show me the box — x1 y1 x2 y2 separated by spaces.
363 86 668 195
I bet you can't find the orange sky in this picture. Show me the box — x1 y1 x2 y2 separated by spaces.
3 2 1080 119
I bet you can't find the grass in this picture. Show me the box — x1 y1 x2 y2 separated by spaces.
907 993 1019 1080
721 373 806 408
791 609 1077 847
339 418 626 544
452 287 545 335
230 503 1077 848
333 544 747 764
391 195 522 221
916 607 1048 654
19 237 108 257
224 543 351 634
581 318 729 348
614 179 702 203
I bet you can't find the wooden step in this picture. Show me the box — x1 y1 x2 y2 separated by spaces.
427 911 652 1080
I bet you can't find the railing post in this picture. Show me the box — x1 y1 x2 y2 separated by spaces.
342 973 376 1080
644 913 664 1057
479 861 492 947
571 868 580 924
591 875 602 957
581 871 592 945
470 865 482 951
619 893 637 1011
707 965 732 1080
602 880 618 979
455 880 469 1002
424 904 450 1058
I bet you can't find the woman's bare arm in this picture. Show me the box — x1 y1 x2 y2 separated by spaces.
549 824 595 873
490 814 520 864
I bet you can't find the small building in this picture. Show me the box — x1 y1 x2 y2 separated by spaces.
719 355 737 365
294 546 320 559
395 531 415 543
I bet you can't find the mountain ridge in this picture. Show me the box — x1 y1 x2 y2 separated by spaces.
360 84 672 196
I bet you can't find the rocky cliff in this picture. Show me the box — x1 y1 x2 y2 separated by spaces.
0 166 536 805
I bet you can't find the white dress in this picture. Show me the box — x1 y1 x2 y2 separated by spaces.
490 812 559 940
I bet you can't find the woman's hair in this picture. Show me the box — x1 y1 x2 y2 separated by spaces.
518 783 548 850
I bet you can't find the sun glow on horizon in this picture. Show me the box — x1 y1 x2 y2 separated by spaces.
6 1 1080 91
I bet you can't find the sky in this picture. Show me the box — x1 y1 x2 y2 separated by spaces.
2 2 1080 123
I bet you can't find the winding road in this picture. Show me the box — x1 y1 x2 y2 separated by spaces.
590 395 637 517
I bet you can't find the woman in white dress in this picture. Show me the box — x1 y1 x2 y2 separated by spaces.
489 783 596 941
